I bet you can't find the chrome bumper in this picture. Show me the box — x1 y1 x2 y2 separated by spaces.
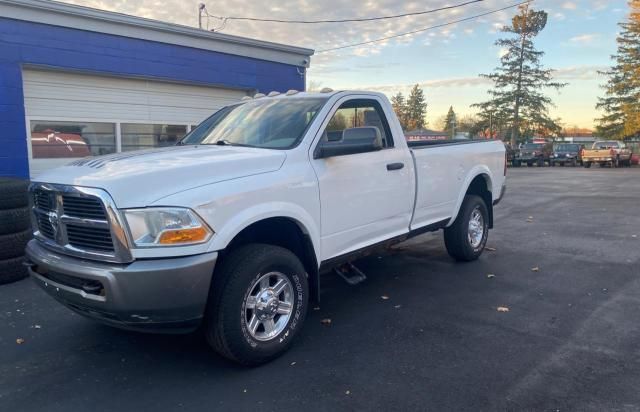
25 240 217 333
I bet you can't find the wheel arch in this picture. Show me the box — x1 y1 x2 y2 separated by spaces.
449 169 494 229
215 214 321 302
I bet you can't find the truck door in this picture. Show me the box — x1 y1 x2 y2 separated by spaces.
309 96 415 261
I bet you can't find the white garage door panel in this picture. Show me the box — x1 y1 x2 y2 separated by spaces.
23 69 248 177
23 69 247 123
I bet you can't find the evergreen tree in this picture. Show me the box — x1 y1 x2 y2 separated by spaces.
391 92 409 131
443 106 457 136
406 85 427 130
472 4 566 145
596 0 640 139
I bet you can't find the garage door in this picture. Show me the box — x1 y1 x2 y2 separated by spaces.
23 69 248 177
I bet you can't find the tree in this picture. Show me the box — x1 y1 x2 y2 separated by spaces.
596 1 640 139
406 84 427 130
472 4 566 145
391 92 409 131
443 106 457 137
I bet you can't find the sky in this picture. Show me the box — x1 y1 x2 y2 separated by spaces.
58 0 630 129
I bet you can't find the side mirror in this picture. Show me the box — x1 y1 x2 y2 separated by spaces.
315 127 383 159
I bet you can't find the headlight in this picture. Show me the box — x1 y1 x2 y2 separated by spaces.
551 154 557 158
123 208 212 247
566 153 572 157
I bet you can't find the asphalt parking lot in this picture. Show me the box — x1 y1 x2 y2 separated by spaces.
1 167 639 411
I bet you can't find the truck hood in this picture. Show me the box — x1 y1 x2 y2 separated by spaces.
33 145 286 208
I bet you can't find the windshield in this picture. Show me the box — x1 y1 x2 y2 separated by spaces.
522 143 544 150
181 97 328 149
555 144 579 152
593 141 619 149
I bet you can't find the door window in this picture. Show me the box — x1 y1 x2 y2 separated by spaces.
324 99 394 148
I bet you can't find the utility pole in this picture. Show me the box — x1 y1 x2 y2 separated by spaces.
198 3 206 29
450 114 457 140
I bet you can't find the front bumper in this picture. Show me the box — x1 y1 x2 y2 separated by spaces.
551 157 577 163
25 240 218 333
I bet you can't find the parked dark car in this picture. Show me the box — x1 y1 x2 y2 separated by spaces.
551 143 583 167
504 143 519 166
513 142 553 167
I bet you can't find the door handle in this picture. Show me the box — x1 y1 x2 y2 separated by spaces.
386 162 404 171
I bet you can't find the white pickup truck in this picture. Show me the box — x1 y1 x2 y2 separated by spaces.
25 90 506 365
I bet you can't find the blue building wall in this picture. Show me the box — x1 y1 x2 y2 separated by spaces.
0 17 305 178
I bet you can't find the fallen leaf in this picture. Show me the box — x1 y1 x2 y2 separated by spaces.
321 318 332 325
381 295 390 300
497 306 510 312
486 247 497 252
345 390 351 395
16 338 25 344
531 267 540 272
34 325 41 329
243 389 247 393
632 235 638 238
313 307 320 311
290 362 296 366
487 274 496 279
526 219 533 223
394 305 402 309
528 216 534 219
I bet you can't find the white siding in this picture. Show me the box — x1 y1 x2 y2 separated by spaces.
23 69 247 124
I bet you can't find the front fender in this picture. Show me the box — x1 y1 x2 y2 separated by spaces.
206 202 321 264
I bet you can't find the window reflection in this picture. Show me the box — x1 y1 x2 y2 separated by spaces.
30 121 116 159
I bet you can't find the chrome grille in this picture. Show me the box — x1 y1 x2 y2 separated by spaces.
30 183 132 263
66 224 114 252
61 195 106 220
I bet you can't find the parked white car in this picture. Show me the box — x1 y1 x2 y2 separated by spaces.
26 90 506 365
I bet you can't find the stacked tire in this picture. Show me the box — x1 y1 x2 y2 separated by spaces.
0 178 32 285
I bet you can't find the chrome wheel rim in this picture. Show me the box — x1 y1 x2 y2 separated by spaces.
468 207 485 249
244 272 294 342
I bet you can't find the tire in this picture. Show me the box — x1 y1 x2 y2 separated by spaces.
551 161 556 167
444 195 489 262
513 160 521 167
0 256 28 285
0 207 30 236
537 158 544 167
571 159 577 167
584 162 591 168
204 244 309 366
527 162 533 167
0 178 29 210
600 163 606 168
613 157 620 168
0 229 31 260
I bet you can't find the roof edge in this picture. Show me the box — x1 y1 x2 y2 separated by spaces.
0 0 314 67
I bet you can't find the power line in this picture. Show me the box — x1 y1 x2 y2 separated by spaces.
204 0 486 24
316 0 532 53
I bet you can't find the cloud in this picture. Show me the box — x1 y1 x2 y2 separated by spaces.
359 65 608 94
569 33 600 44
562 2 578 10
57 0 518 59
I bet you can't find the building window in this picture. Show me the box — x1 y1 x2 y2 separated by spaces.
121 124 188 152
30 121 116 159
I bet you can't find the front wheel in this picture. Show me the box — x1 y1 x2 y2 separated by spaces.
444 195 489 262
204 244 309 366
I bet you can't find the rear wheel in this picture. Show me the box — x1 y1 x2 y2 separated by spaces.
444 195 489 262
204 244 309 366
583 162 591 168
